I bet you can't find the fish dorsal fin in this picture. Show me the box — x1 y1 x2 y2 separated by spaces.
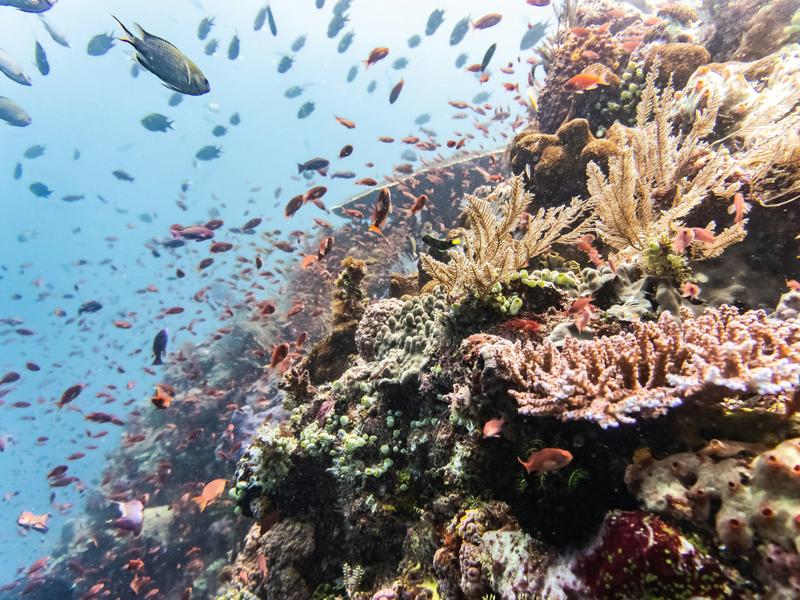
132 23 146 40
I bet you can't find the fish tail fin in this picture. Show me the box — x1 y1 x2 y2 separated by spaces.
152 356 163 366
111 15 136 45
368 225 383 236
191 496 207 512
297 164 304 174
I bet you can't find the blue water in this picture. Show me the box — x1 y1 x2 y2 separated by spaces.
0 0 544 587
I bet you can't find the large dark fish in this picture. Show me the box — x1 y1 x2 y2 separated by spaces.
29 182 50 197
152 329 168 365
113 17 210 96
197 16 214 40
425 9 445 36
480 43 496 71
450 16 470 46
267 5 277 36
0 0 57 13
34 40 49 75
87 32 115 56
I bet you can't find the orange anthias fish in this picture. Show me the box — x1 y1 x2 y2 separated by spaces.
407 194 427 216
364 47 389 67
482 417 506 439
564 73 609 93
191 479 227 512
150 384 173 409
334 116 356 129
518 448 573 474
369 187 392 235
17 511 50 533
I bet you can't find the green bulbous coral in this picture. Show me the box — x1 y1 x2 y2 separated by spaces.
640 235 694 284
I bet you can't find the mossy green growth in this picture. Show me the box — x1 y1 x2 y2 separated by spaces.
640 235 693 284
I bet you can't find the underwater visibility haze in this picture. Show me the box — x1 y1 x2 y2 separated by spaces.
2 0 800 598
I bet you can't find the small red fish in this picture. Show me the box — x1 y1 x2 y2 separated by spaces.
58 384 86 408
680 282 701 300
407 194 427 216
17 512 49 533
364 47 389 67
151 384 173 409
518 448 573 473
210 242 233 253
482 417 505 439
335 116 356 129
472 13 503 29
191 479 227 512
356 178 378 186
284 194 304 218
270 343 290 368
564 73 608 92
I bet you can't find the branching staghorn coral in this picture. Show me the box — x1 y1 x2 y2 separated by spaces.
466 306 800 428
587 70 746 265
420 176 594 298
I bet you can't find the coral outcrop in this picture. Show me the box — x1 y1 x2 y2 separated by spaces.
509 119 620 207
465 306 800 428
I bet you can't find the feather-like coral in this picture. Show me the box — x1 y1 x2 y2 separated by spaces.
587 71 746 264
420 176 593 298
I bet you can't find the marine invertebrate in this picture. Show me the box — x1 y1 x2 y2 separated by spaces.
626 438 800 595
587 70 746 267
645 43 711 89
509 119 620 207
420 177 593 299
467 306 800 428
575 511 736 599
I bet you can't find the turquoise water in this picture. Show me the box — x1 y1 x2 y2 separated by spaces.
0 0 541 592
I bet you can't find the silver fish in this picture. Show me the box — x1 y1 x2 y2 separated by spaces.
0 0 56 13
38 14 69 47
0 96 31 126
0 48 32 85
113 17 210 96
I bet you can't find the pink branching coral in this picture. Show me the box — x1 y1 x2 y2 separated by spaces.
469 306 800 428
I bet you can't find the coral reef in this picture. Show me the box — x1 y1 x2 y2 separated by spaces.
646 42 711 88
508 119 620 207
419 176 593 299
626 438 800 596
464 306 800 428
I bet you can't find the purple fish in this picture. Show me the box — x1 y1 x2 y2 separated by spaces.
114 499 144 534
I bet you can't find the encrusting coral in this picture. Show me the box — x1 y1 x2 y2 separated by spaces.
465 306 800 428
419 176 593 299
508 118 620 207
625 437 800 597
